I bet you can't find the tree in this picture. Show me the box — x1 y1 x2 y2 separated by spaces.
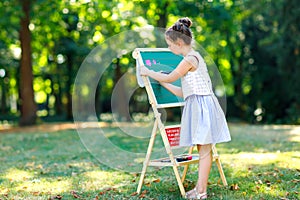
19 0 37 126
242 0 300 123
0 0 299 125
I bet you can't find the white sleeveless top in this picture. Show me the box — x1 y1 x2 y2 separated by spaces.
181 51 213 99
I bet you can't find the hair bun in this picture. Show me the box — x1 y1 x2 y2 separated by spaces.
178 17 192 28
165 17 193 45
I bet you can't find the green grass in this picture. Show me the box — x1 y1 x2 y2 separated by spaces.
0 123 299 199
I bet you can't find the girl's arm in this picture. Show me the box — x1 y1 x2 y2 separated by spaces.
140 57 196 83
140 55 198 98
159 82 183 98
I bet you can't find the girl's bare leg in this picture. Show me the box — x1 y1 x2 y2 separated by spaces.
186 144 212 198
196 144 212 194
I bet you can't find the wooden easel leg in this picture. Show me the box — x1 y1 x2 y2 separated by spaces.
156 119 186 197
212 145 228 186
181 165 189 183
215 157 227 186
181 146 194 183
137 119 158 194
173 165 186 197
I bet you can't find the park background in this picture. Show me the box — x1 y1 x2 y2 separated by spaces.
0 0 299 199
0 0 299 126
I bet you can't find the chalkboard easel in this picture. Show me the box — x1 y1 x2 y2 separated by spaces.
133 48 227 197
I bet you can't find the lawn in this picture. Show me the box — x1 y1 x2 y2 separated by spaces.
0 123 299 199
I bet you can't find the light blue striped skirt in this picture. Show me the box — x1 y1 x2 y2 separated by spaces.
179 94 231 146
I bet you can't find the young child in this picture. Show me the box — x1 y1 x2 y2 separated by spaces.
140 17 231 199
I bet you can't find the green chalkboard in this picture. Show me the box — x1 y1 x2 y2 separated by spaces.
139 51 184 105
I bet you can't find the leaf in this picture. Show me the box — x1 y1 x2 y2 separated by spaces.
49 195 63 200
131 173 139 177
55 195 62 200
32 191 40 196
139 190 148 198
36 164 43 169
144 182 151 187
230 183 239 191
153 178 160 183
285 192 289 196
183 182 189 188
104 187 113 191
130 192 138 196
71 190 80 198
265 180 271 187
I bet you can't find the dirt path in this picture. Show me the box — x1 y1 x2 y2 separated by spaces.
0 122 78 133
0 121 146 134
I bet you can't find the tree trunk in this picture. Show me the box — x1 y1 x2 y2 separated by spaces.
113 59 131 121
157 1 169 28
66 53 73 120
95 85 102 118
19 0 37 126
0 78 6 114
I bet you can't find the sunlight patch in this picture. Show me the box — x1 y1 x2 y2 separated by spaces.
289 126 300 142
84 170 113 181
4 168 33 182
83 170 130 182
223 151 300 170
15 179 71 194
238 153 278 161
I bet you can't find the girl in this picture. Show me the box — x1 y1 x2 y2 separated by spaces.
140 17 231 199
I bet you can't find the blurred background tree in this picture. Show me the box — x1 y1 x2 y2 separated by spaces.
0 0 299 126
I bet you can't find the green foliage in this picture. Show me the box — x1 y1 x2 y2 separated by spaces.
239 0 300 123
0 0 299 124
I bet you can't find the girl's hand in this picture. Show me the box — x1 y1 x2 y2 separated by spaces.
140 65 150 76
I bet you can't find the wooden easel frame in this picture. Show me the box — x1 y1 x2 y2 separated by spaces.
133 48 227 197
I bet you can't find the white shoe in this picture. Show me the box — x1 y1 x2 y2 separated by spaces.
185 188 207 199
